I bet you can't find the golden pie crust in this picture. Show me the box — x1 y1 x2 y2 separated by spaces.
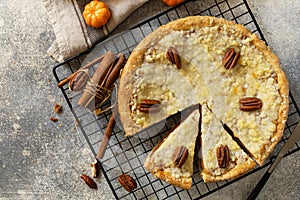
117 16 289 184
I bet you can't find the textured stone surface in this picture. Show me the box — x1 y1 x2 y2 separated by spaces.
0 0 299 199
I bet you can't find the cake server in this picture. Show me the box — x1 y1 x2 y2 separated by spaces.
247 121 300 200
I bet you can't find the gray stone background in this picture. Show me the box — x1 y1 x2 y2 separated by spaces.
0 0 299 199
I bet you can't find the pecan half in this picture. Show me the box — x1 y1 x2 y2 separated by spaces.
49 116 58 122
53 103 63 113
118 174 137 192
172 146 189 168
91 159 101 178
80 174 97 189
216 145 230 168
166 47 181 69
69 69 89 91
239 97 262 111
222 48 240 69
137 99 161 113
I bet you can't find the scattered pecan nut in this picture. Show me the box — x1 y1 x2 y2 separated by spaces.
137 99 161 113
69 69 90 91
91 159 101 178
118 174 137 192
53 103 63 113
222 48 240 69
216 145 230 168
80 174 97 189
172 146 189 168
239 97 262 111
166 47 181 69
50 116 58 122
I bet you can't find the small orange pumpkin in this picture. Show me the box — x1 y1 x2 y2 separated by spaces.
162 0 184 7
83 1 111 28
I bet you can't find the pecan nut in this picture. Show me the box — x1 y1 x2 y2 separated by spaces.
49 116 58 122
69 69 90 91
91 159 101 178
222 48 240 69
53 103 63 113
216 145 230 168
118 174 137 192
239 97 262 111
137 99 161 113
80 174 97 189
172 146 189 168
166 47 181 69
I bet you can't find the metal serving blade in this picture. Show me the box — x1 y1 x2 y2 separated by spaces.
247 121 300 200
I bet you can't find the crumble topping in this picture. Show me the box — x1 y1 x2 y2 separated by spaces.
145 110 199 178
131 23 282 172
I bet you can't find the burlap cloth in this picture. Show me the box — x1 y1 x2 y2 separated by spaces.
43 0 149 62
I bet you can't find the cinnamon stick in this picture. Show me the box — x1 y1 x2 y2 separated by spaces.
57 54 104 88
103 53 126 88
96 114 116 159
78 51 117 110
94 54 126 107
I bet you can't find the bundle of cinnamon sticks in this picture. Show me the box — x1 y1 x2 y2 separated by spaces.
57 51 125 160
77 51 125 159
78 51 125 111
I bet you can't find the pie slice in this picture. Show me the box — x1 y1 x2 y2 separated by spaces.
200 105 256 182
144 108 200 189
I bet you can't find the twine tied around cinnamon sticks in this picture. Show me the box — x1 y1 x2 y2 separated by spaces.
78 51 126 114
83 80 116 114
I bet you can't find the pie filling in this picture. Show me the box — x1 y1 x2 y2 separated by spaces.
130 63 198 127
201 105 253 177
144 109 200 179
130 25 282 164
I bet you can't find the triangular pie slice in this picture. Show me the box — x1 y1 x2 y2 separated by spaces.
200 105 256 182
144 108 200 189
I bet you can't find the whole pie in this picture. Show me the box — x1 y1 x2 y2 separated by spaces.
117 16 289 185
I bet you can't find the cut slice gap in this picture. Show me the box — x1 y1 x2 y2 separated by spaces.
205 103 259 165
144 106 201 189
221 123 260 166
200 105 256 182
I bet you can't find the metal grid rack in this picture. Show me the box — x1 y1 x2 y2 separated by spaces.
53 0 300 199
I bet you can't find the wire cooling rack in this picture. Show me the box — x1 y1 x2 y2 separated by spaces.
53 0 300 199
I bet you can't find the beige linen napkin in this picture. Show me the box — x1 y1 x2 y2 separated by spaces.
43 0 149 62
